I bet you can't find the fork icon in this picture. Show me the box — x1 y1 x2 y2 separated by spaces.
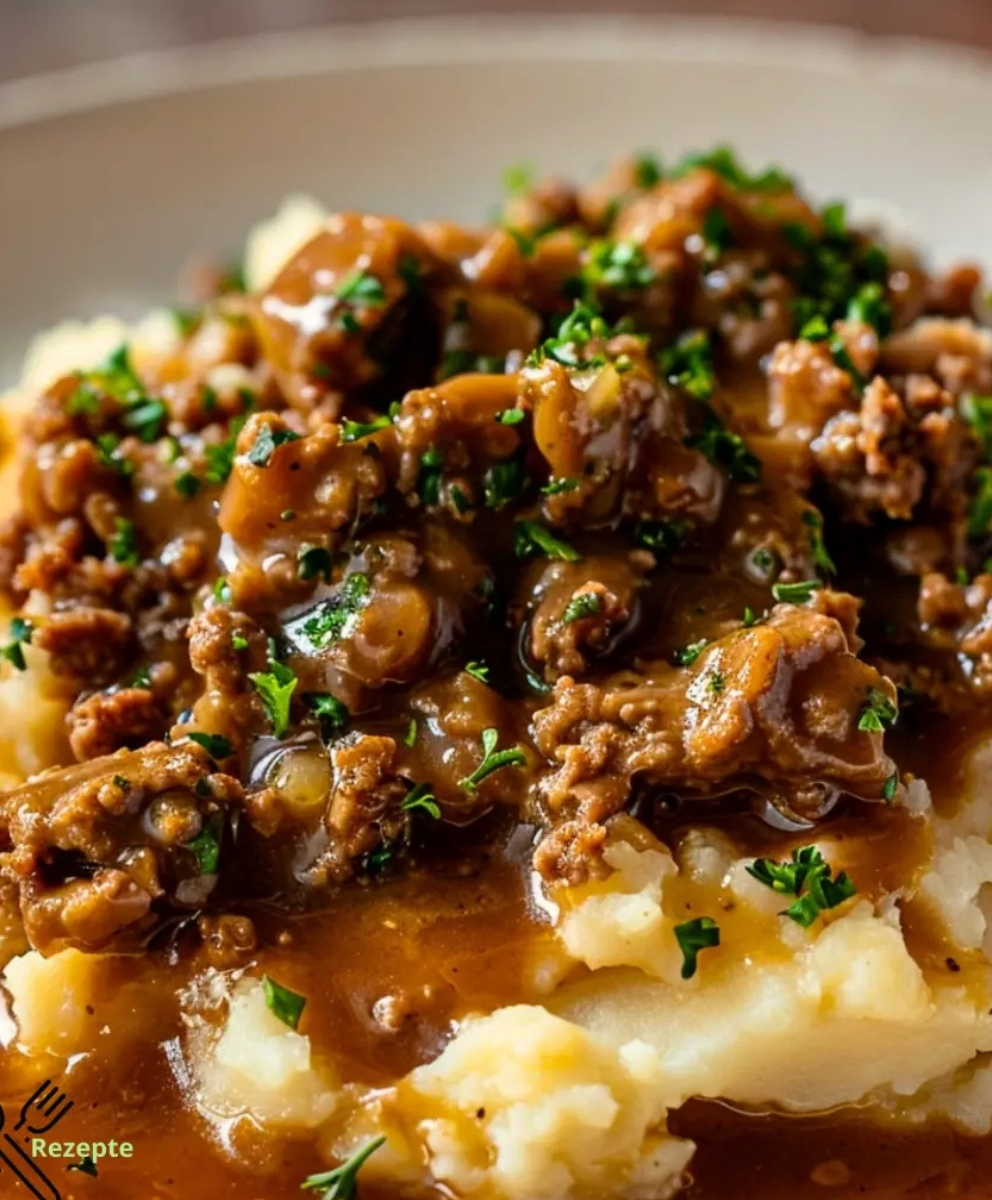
13 1083 73 1138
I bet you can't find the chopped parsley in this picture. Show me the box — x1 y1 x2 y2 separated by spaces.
658 330 716 400
302 573 372 648
108 518 140 568
123 397 168 443
336 271 386 308
95 432 134 477
969 466 992 539
673 639 709 667
401 782 441 819
771 578 822 605
634 519 689 555
542 476 581 496
460 727 527 792
497 407 526 426
263 976 306 1031
847 281 892 338
484 456 529 509
802 510 836 575
583 240 654 292
213 577 232 604
67 344 150 418
701 206 733 259
231 632 249 651
113 774 131 793
527 304 612 369
883 771 899 802
187 824 221 875
705 668 726 696
858 687 898 734
502 162 534 194
403 718 418 747
247 426 301 467
298 546 334 582
687 410 761 483
301 1135 387 1199
249 653 298 738
187 732 234 759
562 592 603 624
742 606 762 628
204 430 241 485
963 393 992 461
418 446 445 506
308 693 350 738
175 470 200 498
513 520 581 562
464 661 490 682
1 617 34 672
746 845 856 927
674 916 721 980
633 152 662 188
341 415 392 443
673 145 791 193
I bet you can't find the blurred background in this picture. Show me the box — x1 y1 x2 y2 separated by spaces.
3 0 992 82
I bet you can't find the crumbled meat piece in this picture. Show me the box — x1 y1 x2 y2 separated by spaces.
33 607 135 683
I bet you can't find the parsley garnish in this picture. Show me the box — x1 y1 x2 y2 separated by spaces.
847 281 892 338
1 617 34 672
401 782 441 819
673 145 790 192
497 407 526 426
688 410 761 483
187 732 234 759
584 240 654 291
341 416 392 443
514 520 580 562
858 687 897 733
95 432 134 477
747 845 856 927
204 431 241 484
964 394 992 461
336 272 386 308
502 163 534 194
249 654 298 738
418 446 444 506
302 574 372 648
883 771 899 802
634 519 689 555
658 330 716 399
263 976 306 1031
701 206 732 259
969 466 992 538
213 577 232 604
460 727 527 792
123 398 168 443
187 824 221 875
484 456 529 509
633 153 662 188
542 476 581 496
673 639 708 667
403 718 418 746
562 592 603 624
301 1136 386 1199
175 470 200 498
247 427 301 467
771 578 822 604
674 917 721 979
231 632 249 651
527 304 612 368
298 546 334 582
108 518 140 568
802 510 836 575
308 693 350 738
464 662 490 682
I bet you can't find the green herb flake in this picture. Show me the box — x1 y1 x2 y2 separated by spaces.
108 518 140 568
883 771 899 802
858 686 898 734
528 304 612 369
1 617 34 672
701 206 732 258
585 240 654 292
484 456 529 509
301 1135 387 1199
802 510 836 576
213 577 232 604
175 470 200 498
231 632 249 652
513 520 581 562
403 718 418 747
633 153 662 189
674 916 721 980
187 824 220 875
341 415 392 443
634 519 689 555
497 408 526 426
969 466 992 539
658 330 716 400
263 975 307 1031
302 574 372 649
460 727 527 792
187 731 234 759
249 656 298 738
673 145 791 193
562 592 603 625
298 546 334 583
963 394 992 461
308 693 350 738
688 410 761 483
401 782 441 819
771 578 822 605
247 426 301 468
464 662 490 683
747 845 856 927
503 163 534 194
542 476 581 496
673 639 709 667
336 271 387 308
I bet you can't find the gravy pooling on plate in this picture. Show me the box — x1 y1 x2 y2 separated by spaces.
1 148 992 1198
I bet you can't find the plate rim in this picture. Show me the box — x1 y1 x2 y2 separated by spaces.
4 13 992 133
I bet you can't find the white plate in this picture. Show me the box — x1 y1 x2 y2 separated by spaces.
2 15 992 382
